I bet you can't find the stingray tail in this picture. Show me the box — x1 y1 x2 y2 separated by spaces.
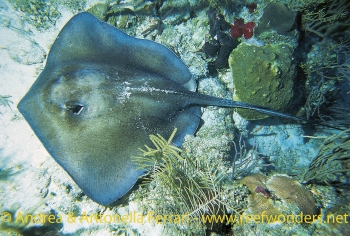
192 93 303 121
219 98 306 121
191 93 344 131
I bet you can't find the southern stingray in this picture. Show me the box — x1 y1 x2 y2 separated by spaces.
18 12 312 205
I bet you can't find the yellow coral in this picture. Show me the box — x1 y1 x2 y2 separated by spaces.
229 43 295 120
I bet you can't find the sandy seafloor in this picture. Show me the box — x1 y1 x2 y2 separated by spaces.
0 0 349 235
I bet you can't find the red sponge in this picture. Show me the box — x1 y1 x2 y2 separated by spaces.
230 18 255 39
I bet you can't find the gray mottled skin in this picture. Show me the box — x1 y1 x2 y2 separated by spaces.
18 12 302 205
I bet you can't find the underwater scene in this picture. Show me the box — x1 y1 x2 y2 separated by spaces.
0 0 349 235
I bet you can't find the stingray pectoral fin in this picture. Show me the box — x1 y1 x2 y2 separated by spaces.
47 12 195 90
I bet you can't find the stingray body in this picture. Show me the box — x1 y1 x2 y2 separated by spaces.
18 12 302 205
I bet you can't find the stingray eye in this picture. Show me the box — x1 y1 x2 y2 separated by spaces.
65 102 84 115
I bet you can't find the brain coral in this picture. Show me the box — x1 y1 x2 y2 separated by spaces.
266 175 318 216
240 174 281 216
241 174 318 218
229 43 295 120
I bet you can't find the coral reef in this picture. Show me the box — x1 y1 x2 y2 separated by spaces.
229 43 295 120
310 184 350 235
8 0 87 30
158 0 206 16
255 2 296 37
300 0 350 38
201 7 239 70
8 0 61 30
105 0 159 29
301 39 350 121
230 18 255 39
301 129 350 185
280 0 350 126
266 175 318 216
86 3 108 21
245 3 257 14
240 174 280 216
241 174 318 217
132 129 248 234
231 134 263 180
3 0 349 234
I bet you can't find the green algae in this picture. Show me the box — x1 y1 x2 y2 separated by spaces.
229 43 295 120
